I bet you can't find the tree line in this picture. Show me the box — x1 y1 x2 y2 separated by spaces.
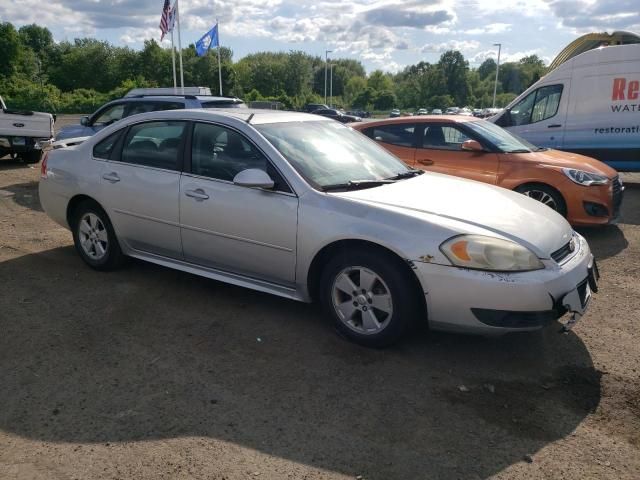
0 21 548 113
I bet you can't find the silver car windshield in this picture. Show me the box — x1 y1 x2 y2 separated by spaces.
256 121 411 189
465 120 539 153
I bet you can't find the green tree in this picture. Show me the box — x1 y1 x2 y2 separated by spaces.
437 50 469 106
478 58 496 80
373 90 396 110
0 22 22 78
367 70 394 92
344 76 367 105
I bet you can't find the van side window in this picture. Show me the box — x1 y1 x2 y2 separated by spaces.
509 84 563 126
531 85 563 123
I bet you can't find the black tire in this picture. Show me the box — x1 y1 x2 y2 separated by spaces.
71 200 125 271
21 150 42 164
319 249 421 348
515 183 567 217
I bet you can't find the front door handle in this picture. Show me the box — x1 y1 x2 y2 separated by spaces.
185 188 209 200
417 158 434 166
102 172 120 183
547 124 562 128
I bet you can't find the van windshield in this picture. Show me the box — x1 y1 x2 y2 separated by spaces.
465 120 542 153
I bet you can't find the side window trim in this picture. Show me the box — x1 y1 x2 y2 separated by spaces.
186 120 296 195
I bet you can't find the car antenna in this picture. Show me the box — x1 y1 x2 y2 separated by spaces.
246 113 254 124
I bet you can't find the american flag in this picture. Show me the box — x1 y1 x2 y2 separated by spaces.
159 0 171 41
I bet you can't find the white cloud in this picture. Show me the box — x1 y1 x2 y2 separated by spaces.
422 40 480 54
1 0 635 72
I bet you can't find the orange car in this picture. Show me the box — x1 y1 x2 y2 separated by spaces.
353 116 623 226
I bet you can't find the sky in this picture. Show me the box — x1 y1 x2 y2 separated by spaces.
1 0 639 72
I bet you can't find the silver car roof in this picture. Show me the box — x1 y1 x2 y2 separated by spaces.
118 108 334 126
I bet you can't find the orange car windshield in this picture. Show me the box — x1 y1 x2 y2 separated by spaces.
466 121 541 154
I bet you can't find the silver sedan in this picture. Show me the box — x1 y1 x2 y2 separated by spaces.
39 109 598 347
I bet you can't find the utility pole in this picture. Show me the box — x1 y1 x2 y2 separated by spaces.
492 43 502 108
330 63 334 107
324 49 332 105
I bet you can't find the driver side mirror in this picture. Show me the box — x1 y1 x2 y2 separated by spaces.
461 139 484 152
233 169 275 189
80 116 89 126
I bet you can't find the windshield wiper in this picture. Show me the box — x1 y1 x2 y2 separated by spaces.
388 169 424 180
504 149 531 153
322 179 396 192
535 147 548 152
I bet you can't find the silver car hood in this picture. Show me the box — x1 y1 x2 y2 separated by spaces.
332 172 573 258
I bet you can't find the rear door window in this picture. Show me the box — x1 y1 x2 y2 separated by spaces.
119 121 186 170
365 124 416 147
93 130 123 159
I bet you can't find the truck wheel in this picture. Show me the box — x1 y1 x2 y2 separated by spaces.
21 150 42 164
319 249 420 348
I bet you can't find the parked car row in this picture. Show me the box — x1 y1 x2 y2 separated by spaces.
40 106 600 348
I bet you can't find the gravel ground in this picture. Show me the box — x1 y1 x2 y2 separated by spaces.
0 116 638 479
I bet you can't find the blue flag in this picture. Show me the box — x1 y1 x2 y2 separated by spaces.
195 24 219 57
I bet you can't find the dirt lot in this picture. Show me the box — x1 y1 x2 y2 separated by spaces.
0 118 639 479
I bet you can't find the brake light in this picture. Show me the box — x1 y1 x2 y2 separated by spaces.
40 151 49 178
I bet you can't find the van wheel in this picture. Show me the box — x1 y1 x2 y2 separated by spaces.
515 183 567 217
319 249 420 348
71 201 125 271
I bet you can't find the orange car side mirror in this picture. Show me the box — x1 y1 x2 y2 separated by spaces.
461 139 484 152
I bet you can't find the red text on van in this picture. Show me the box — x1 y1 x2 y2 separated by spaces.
612 78 639 101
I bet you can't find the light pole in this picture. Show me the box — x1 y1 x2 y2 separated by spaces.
329 63 334 107
492 43 502 108
324 49 332 105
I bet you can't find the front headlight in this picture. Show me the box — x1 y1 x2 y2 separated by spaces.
562 168 608 186
440 235 544 272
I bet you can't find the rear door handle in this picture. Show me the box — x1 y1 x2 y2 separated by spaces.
547 124 562 128
185 188 209 200
102 172 120 183
417 158 434 166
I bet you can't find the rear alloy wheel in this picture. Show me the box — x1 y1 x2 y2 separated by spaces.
515 184 567 217
320 249 420 347
71 201 124 270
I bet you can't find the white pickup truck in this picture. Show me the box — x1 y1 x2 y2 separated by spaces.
0 96 55 164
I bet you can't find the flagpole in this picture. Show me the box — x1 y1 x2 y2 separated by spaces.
171 30 177 93
176 0 185 94
217 20 223 96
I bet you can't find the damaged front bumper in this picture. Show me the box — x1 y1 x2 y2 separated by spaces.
412 233 597 335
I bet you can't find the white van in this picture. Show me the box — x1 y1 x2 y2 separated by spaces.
491 44 640 171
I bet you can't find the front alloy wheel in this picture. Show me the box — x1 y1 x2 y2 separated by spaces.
515 184 567 217
331 266 394 335
320 249 421 347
